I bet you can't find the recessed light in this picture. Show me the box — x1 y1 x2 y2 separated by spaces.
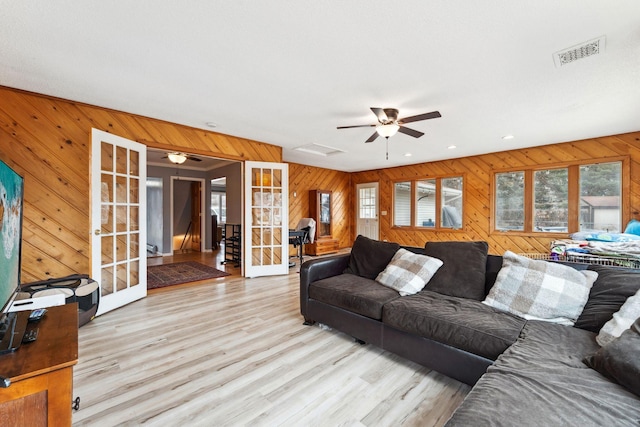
502 134 514 140
448 145 457 149
205 122 217 128
404 153 412 157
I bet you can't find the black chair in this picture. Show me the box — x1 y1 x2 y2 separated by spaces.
289 226 311 266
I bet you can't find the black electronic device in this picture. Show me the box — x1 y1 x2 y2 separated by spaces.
28 308 47 322
0 159 27 354
21 327 38 343
0 311 29 354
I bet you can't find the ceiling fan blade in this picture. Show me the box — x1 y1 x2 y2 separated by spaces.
370 107 388 123
365 132 379 143
187 156 202 162
337 124 376 129
398 126 424 138
398 111 441 124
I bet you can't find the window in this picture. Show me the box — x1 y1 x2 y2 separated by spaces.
494 161 622 233
211 192 226 223
534 168 568 232
358 186 377 219
495 171 524 231
580 163 622 232
394 182 411 226
393 176 464 229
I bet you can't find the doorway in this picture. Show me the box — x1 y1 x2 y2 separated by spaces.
171 176 206 253
356 182 379 240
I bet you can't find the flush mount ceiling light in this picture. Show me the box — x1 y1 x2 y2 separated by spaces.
167 152 187 164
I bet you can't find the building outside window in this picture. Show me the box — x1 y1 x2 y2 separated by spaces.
394 176 464 229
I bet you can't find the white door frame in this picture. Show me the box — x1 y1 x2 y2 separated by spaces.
170 176 206 252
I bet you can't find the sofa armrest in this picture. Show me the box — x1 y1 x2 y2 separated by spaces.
299 254 350 319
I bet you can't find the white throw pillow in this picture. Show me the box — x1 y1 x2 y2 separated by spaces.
483 251 598 325
376 248 443 296
596 288 640 346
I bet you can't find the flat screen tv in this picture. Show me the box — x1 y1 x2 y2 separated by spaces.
0 159 25 353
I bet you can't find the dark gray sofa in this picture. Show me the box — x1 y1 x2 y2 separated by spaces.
299 239 640 425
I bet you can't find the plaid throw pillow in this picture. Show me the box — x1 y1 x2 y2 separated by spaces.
483 251 598 325
376 248 443 296
596 288 640 346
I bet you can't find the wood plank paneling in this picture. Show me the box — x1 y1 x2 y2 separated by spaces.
353 132 640 255
0 86 282 283
288 163 352 251
2 84 639 280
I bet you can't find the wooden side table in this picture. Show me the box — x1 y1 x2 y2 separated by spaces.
0 303 78 426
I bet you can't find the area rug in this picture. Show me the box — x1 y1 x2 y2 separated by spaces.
147 261 230 289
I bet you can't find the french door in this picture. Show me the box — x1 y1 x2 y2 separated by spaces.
91 129 147 315
244 161 289 277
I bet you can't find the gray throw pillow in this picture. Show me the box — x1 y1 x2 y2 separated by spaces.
423 241 488 300
596 289 640 346
584 317 640 397
344 235 400 280
483 251 597 325
575 265 640 332
376 248 443 296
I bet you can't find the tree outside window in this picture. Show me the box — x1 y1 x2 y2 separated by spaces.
494 161 622 233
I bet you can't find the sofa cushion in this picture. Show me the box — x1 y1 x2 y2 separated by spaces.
375 248 443 296
585 317 640 397
382 290 526 360
483 251 598 326
446 321 640 426
575 265 640 332
344 235 400 280
309 273 400 320
423 241 488 300
596 288 640 346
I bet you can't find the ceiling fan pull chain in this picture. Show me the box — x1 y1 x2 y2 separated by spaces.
386 137 389 160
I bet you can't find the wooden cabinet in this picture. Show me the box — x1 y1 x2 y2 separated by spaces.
0 303 78 426
307 190 339 255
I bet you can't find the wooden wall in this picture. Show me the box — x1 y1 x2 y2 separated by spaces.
2 85 638 281
352 131 640 255
288 163 352 251
0 87 282 282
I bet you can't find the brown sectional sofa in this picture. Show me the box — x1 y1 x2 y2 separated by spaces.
299 237 640 425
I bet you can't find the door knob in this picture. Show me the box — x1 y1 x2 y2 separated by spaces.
94 229 101 235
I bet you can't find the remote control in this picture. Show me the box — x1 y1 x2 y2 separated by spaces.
28 308 47 322
22 328 39 343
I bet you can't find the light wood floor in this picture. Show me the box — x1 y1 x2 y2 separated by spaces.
72 252 470 426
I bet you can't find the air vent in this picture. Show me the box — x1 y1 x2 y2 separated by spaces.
293 143 345 156
554 36 605 67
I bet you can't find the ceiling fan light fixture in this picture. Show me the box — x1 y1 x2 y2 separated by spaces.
168 152 187 164
376 123 400 138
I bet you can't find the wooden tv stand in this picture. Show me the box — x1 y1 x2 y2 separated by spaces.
0 303 78 426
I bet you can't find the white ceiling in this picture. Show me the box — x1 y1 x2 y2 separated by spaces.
2 1 639 172
147 148 235 172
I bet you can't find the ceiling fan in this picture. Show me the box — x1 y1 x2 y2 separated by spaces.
337 107 441 143
162 152 202 164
